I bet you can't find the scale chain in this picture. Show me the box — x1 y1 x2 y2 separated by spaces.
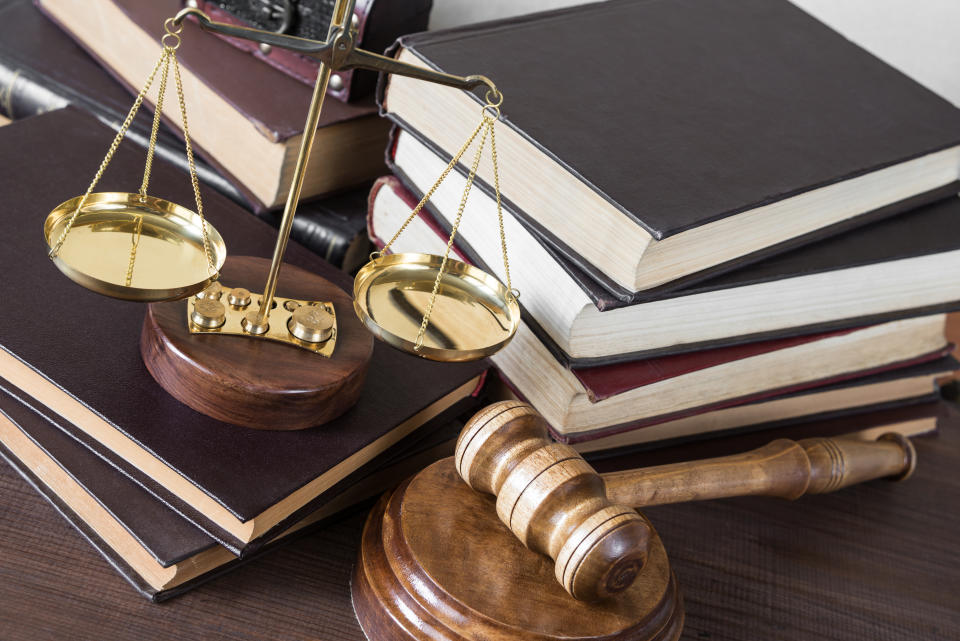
413 119 492 350
377 119 486 256
374 89 516 352
487 114 514 299
125 215 144 287
139 50 171 200
48 18 215 277
170 48 216 274
47 50 169 258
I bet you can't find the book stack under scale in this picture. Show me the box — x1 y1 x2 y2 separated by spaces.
369 0 960 455
0 108 488 600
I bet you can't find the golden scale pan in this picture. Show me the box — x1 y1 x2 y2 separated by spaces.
354 95 520 362
42 6 519 363
45 192 225 302
354 252 519 362
44 24 225 304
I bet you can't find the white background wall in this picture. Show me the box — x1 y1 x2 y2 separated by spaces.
428 0 960 107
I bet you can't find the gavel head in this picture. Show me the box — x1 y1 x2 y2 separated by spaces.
455 400 652 602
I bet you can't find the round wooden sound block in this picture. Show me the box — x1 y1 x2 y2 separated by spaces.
141 256 373 430
352 458 684 641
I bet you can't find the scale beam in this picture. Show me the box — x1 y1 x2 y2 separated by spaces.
172 5 497 95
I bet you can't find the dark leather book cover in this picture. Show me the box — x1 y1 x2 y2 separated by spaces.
0 438 168 600
194 0 433 102
0 385 217 568
587 399 948 471
0 0 143 120
0 0 241 204
388 125 960 308
381 0 960 240
376 164 960 367
0 383 470 600
0 371 478 556
0 108 486 539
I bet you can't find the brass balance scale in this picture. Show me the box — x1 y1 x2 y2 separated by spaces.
42 0 520 429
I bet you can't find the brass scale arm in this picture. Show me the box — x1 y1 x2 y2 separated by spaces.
173 5 497 94
171 1 498 338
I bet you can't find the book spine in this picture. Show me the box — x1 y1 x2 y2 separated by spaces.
0 56 70 119
259 206 366 271
555 346 955 444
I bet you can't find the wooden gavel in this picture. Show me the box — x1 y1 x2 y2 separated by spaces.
455 400 917 602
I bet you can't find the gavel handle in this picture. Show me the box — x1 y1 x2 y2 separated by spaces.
601 433 916 508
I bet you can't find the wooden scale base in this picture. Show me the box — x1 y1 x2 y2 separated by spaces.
140 256 373 430
352 458 684 641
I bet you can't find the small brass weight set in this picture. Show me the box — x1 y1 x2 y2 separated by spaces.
43 0 519 365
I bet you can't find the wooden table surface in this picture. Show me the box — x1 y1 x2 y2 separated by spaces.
1 417 958 640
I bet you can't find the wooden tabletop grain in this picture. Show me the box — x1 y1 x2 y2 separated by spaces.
0 415 958 640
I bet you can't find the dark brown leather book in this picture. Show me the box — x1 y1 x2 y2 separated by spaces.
371 168 960 365
36 0 390 212
0 370 478 556
193 0 433 102
0 107 486 550
260 185 373 273
0 383 468 600
379 0 960 292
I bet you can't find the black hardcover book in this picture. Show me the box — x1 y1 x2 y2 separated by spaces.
261 186 373 273
378 0 960 293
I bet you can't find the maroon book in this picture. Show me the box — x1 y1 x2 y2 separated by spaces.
570 329 860 402
193 0 433 102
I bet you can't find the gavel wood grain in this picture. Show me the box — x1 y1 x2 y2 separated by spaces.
455 400 917 602
352 458 685 641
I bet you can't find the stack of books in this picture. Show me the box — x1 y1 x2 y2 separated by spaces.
0 107 488 600
3 0 958 604
369 0 960 455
